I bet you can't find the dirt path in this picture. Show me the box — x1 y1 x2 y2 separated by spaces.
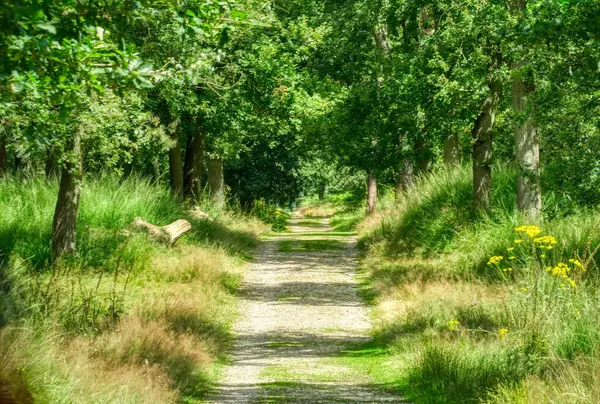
208 215 405 403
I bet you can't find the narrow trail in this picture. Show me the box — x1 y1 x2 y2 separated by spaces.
208 214 405 403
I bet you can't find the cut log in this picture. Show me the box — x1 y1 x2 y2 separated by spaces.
134 217 191 246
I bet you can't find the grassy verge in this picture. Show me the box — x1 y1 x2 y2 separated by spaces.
348 165 600 403
0 176 268 403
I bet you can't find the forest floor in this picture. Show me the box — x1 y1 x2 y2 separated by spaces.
208 214 406 403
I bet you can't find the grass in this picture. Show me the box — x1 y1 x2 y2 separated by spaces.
0 175 268 402
339 164 600 403
278 239 345 252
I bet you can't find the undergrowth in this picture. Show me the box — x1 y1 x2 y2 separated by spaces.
0 176 268 403
347 164 600 403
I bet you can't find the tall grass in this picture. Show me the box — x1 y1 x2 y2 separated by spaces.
351 164 600 403
0 175 268 402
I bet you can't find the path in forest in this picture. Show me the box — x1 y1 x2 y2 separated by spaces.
208 214 406 403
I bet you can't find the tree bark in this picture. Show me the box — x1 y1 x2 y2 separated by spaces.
207 157 225 208
0 136 7 176
318 183 326 200
51 131 83 257
513 71 541 219
168 135 184 197
414 138 431 174
183 124 205 200
366 170 377 215
472 80 502 212
395 158 414 201
443 134 460 166
508 0 541 220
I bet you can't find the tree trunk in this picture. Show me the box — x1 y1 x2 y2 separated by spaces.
51 131 83 257
366 170 377 215
443 134 460 166
168 135 184 197
513 72 541 219
414 138 431 174
472 80 502 211
0 137 7 176
207 157 225 208
395 158 414 201
318 183 326 200
183 125 205 200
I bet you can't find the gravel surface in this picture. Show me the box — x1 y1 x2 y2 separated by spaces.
208 215 406 403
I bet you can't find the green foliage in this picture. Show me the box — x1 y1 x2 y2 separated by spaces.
252 199 289 232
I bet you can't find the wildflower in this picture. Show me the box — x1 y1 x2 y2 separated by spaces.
570 259 584 270
551 262 570 278
568 278 576 289
498 328 508 339
540 254 546 259
488 256 504 265
534 235 558 245
509 256 516 260
507 247 515 252
447 319 460 331
520 287 528 293
515 225 542 238
547 245 553 250
514 239 523 244
545 266 552 272
503 267 513 272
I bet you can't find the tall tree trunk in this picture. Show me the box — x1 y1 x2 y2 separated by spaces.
366 170 377 215
414 138 431 174
51 131 83 257
168 135 184 197
207 157 225 208
513 72 541 219
183 125 205 200
443 134 460 165
0 137 7 176
508 0 541 219
395 158 414 201
472 80 502 211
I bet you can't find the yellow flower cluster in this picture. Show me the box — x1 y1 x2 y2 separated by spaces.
447 319 460 331
515 225 542 238
534 235 557 245
547 262 570 278
488 256 504 265
498 328 508 339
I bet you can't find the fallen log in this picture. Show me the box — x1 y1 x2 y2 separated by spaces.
134 217 191 246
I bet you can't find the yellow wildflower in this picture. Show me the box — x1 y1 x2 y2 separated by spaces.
514 239 523 244
488 256 504 265
520 287 528 293
447 319 460 331
515 225 542 238
534 235 558 245
540 254 546 259
547 245 553 250
551 262 570 278
570 259 584 270
509 256 516 260
507 247 515 252
568 278 576 289
498 328 508 339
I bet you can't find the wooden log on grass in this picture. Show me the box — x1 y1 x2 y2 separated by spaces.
134 217 191 246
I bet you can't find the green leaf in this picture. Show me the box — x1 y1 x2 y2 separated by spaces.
36 22 57 34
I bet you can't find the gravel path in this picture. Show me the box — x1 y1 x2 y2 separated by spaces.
208 215 405 403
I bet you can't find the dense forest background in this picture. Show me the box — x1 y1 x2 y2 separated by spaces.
1 0 600 402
